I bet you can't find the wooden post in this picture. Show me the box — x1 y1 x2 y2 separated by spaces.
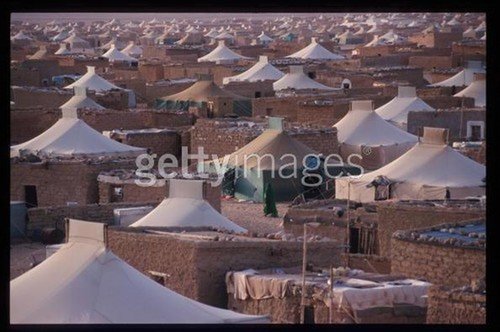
300 223 308 324
345 181 351 267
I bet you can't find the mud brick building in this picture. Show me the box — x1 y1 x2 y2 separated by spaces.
107 228 342 308
10 158 135 207
190 117 339 158
97 171 222 212
407 107 485 142
391 219 485 287
375 200 485 259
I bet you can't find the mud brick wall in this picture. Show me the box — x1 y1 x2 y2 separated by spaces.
111 130 181 157
223 81 275 99
289 130 339 156
359 54 410 67
138 63 165 82
421 96 475 110
407 109 485 142
426 286 486 324
26 201 158 235
11 87 73 109
376 203 485 258
10 159 135 207
390 238 485 287
408 56 456 69
108 229 342 308
357 45 396 57
10 108 193 143
144 82 194 105
98 179 222 212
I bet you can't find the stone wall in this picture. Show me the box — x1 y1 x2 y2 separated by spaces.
107 229 342 308
10 108 194 144
390 237 485 287
407 109 485 142
109 129 182 158
26 201 158 235
376 202 485 258
10 159 135 207
426 285 486 324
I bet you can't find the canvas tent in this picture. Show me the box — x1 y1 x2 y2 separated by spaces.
60 87 105 110
10 219 269 323
273 66 338 91
10 107 144 159
453 75 486 107
130 179 246 233
335 127 486 202
375 86 435 130
429 61 485 87
198 40 251 63
223 56 285 84
64 66 136 107
201 117 352 202
121 41 143 58
102 44 138 64
334 100 418 170
155 79 251 116
286 37 344 60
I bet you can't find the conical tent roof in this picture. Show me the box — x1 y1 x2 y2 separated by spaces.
160 79 248 102
453 77 486 107
102 45 138 63
10 108 144 159
198 40 250 63
131 179 246 233
11 31 32 41
375 86 435 126
60 87 105 110
10 219 268 323
430 61 485 87
222 119 319 170
273 66 338 91
258 31 273 42
286 38 344 60
223 56 285 84
334 100 418 146
28 45 52 60
121 42 143 57
335 127 485 202
65 66 122 92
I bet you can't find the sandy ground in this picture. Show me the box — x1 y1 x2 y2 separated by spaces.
221 199 288 234
10 240 46 280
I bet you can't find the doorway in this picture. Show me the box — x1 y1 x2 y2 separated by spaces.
24 185 38 207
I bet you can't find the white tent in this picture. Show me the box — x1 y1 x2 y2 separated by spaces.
273 65 338 91
258 31 273 43
60 86 105 111
102 44 138 63
335 127 486 202
223 56 285 84
65 66 122 92
334 100 418 170
198 40 250 63
430 61 485 87
121 41 143 58
131 179 247 233
52 30 70 42
204 28 219 38
10 219 268 324
10 107 144 159
286 37 344 60
11 31 33 41
453 76 486 107
375 86 435 130
54 43 73 55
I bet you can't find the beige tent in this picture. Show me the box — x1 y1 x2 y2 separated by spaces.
10 219 269 323
130 179 247 233
335 127 486 202
334 100 418 170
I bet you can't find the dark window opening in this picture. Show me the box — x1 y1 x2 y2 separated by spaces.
349 227 359 254
307 72 316 79
148 271 167 286
304 306 315 324
24 185 38 207
343 83 350 89
471 125 481 141
255 91 262 98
